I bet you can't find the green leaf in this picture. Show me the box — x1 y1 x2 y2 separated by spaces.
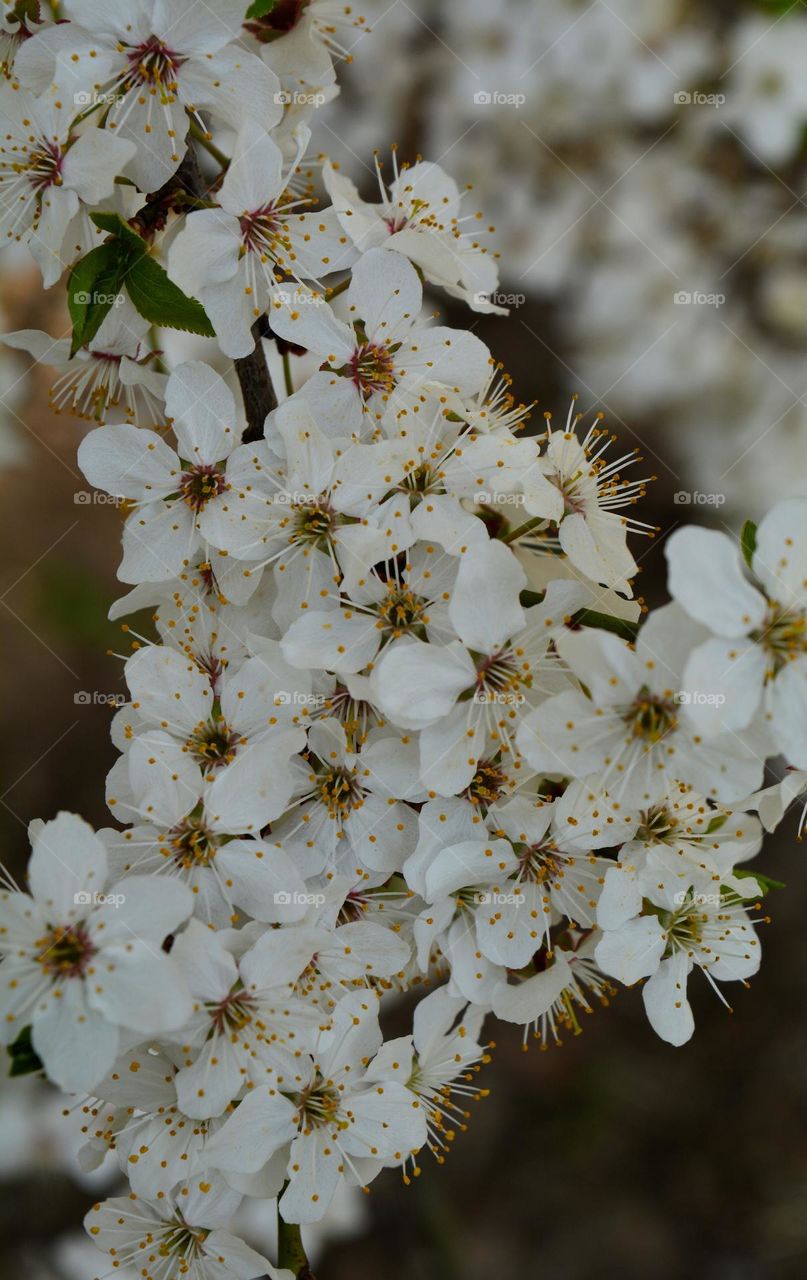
67 243 130 356
741 519 758 569
7 1026 43 1078
519 589 545 609
90 210 147 252
570 608 640 643
245 0 280 17
124 255 215 337
734 869 786 896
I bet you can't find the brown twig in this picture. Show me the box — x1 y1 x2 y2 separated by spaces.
236 318 278 443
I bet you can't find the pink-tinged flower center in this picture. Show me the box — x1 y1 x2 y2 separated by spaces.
124 36 184 89
179 464 228 513
349 341 397 398
474 649 524 699
207 989 255 1034
516 841 565 885
239 204 288 257
22 139 63 192
36 923 96 978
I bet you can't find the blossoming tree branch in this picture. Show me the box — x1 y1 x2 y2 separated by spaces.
1 1 806 1277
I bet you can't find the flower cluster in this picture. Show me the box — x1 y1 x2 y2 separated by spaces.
335 0 807 515
0 3 805 1278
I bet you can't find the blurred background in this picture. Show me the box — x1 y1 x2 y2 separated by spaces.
1 0 807 1276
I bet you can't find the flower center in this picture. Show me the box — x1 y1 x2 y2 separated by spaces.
124 36 184 89
348 341 397 398
657 894 707 951
636 804 679 844
337 890 370 924
207 989 255 1035
239 203 290 257
157 1220 209 1260
186 720 238 768
463 758 509 808
376 584 428 637
169 817 218 868
20 139 63 192
755 604 807 674
623 688 677 743
36 923 96 978
316 765 364 818
297 1073 345 1129
289 497 337 547
179 464 228 513
515 841 565 884
474 649 525 699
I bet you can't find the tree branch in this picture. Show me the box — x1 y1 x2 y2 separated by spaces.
236 319 278 443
